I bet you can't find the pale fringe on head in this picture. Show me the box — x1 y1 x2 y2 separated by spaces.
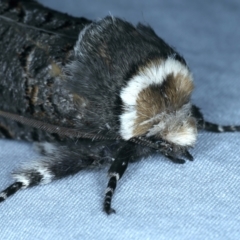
119 58 192 140
164 125 197 146
146 103 197 146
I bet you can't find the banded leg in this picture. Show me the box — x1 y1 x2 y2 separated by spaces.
0 141 103 203
204 122 240 133
0 182 23 202
0 162 56 203
104 144 132 215
192 105 240 133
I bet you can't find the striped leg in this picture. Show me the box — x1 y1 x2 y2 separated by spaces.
204 121 240 133
0 162 55 203
0 141 103 203
104 174 121 215
0 182 23 202
103 144 132 215
192 105 240 133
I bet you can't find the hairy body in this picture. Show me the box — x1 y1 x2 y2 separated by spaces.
0 0 239 214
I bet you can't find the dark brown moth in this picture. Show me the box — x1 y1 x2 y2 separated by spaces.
0 0 239 214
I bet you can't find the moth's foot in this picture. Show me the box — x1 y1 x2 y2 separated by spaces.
104 205 116 215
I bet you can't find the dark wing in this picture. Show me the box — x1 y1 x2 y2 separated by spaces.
0 0 91 141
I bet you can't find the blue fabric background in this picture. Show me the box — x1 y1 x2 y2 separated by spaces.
0 0 240 239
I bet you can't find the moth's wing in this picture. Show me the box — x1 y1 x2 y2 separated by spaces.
0 0 91 141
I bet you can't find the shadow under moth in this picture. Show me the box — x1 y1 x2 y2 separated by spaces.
0 0 239 214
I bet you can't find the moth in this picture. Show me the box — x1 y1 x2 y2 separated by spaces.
0 0 239 214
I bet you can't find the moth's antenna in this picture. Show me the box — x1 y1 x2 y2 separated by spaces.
0 110 161 149
130 136 161 149
0 110 116 140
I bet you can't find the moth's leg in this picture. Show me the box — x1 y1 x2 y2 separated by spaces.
153 138 194 164
192 105 240 133
165 154 190 164
160 146 193 164
0 141 102 203
0 182 23 202
104 142 140 215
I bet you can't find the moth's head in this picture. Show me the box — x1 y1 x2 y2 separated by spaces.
119 58 197 149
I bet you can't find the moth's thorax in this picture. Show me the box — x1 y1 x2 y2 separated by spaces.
120 58 197 147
